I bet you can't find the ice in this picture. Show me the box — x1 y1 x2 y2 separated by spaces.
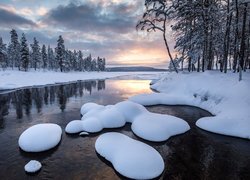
95 132 164 179
66 101 190 141
18 123 62 152
130 71 250 140
24 160 42 173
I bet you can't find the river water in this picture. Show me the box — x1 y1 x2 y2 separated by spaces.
0 79 249 180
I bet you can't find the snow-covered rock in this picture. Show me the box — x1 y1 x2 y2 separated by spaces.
132 112 190 142
24 160 42 173
19 123 62 152
66 101 190 142
95 132 164 179
79 132 89 136
130 71 250 140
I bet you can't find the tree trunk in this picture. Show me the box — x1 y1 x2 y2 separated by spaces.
233 0 239 72
239 3 248 70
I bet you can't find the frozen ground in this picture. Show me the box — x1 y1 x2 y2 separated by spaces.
130 71 250 140
0 70 163 90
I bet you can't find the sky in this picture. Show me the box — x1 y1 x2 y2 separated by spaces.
0 0 176 68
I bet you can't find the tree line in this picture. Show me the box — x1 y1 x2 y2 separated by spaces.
137 0 250 73
0 29 106 72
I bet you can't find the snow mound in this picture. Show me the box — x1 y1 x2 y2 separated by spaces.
95 132 164 179
132 112 190 142
66 101 190 141
130 71 250 140
19 123 62 152
24 160 42 173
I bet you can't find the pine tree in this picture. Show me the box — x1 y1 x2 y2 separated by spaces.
0 37 7 69
77 50 83 71
47 45 55 70
91 58 97 71
30 37 41 70
8 29 21 69
20 33 29 71
85 54 92 71
41 44 48 70
56 35 65 72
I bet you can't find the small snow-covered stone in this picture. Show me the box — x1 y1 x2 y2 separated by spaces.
95 132 164 179
19 123 62 152
24 160 42 173
79 132 89 136
65 120 83 134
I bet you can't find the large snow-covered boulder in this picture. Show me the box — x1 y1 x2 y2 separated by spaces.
132 112 190 142
19 123 62 152
66 101 190 141
95 132 164 179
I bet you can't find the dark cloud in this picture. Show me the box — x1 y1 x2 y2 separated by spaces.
43 1 142 34
0 8 35 27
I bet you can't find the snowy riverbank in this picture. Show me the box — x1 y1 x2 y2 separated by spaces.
130 71 250 140
0 70 163 90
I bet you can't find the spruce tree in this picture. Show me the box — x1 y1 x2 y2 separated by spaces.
20 33 29 71
0 37 7 69
56 35 65 72
41 44 48 70
8 29 21 69
30 38 41 70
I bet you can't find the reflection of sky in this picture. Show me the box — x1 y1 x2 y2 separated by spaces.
0 0 176 68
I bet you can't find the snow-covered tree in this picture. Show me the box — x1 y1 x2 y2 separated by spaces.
97 57 106 71
77 50 84 71
56 35 66 72
8 29 21 69
30 38 41 70
41 44 48 70
20 33 29 71
91 58 97 71
0 37 7 69
85 54 92 71
47 45 55 70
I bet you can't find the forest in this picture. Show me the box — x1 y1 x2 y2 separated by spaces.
0 29 106 72
137 0 250 73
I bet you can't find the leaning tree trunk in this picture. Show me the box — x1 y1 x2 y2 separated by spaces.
163 15 178 73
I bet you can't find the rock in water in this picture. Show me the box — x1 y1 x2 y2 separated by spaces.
18 123 62 152
24 160 42 173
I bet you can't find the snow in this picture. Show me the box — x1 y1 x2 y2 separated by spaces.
95 132 164 179
0 70 162 90
18 123 62 152
79 132 89 136
130 71 250 140
66 101 190 141
132 112 190 142
24 160 42 173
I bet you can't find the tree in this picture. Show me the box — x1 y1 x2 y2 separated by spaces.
56 35 66 72
20 33 29 71
41 44 48 70
137 0 178 73
47 45 55 70
30 38 41 70
0 37 7 69
8 29 21 69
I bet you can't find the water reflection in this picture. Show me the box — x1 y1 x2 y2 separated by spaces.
0 80 106 119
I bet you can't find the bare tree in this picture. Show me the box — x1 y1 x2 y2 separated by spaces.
136 0 178 73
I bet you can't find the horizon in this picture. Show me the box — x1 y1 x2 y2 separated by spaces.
0 0 176 68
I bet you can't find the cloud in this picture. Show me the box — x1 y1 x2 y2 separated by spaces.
43 1 142 34
0 7 36 27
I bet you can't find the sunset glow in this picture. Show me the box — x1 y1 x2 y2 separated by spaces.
0 0 176 68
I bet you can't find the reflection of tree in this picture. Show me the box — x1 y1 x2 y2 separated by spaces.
97 80 105 91
44 87 49 105
22 89 32 115
32 89 43 113
0 94 10 127
57 85 67 112
0 79 106 118
49 86 56 104
12 91 23 119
